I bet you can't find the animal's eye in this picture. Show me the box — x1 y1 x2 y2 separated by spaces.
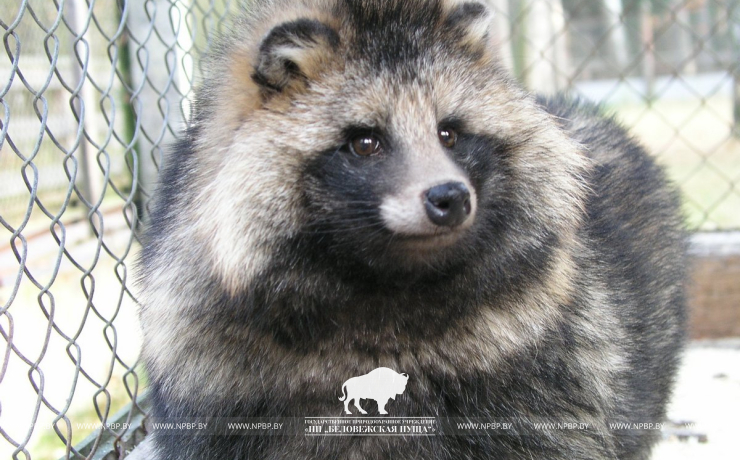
438 128 457 148
350 135 382 157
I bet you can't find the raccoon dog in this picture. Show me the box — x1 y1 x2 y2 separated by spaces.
137 0 687 459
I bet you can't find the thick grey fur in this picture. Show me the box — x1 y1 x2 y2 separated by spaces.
137 1 687 459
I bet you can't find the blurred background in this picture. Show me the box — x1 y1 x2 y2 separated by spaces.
1 0 738 459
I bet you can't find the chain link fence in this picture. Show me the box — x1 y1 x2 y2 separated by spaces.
0 0 738 459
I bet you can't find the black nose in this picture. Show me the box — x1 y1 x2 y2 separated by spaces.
423 182 472 228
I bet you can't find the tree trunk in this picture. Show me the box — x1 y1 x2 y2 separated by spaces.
484 0 515 73
732 3 740 137
675 2 698 75
524 0 569 94
126 0 187 221
641 1 655 102
67 0 103 214
603 0 629 69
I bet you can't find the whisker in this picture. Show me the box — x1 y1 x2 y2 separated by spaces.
303 218 381 228
299 221 387 236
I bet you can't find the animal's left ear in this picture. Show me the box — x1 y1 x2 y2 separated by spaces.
252 18 340 94
444 1 494 50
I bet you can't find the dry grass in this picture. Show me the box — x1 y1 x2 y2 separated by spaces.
611 96 740 231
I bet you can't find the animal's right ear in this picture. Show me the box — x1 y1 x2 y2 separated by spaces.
444 2 494 52
252 19 340 94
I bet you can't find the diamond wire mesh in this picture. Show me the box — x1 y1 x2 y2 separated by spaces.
0 0 738 459
0 1 236 459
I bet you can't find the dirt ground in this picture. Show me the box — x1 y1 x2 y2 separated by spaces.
652 339 740 459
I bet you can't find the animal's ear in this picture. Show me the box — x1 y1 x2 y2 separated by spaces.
252 18 340 93
444 2 494 50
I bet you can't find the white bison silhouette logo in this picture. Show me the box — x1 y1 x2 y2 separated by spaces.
338 367 409 415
